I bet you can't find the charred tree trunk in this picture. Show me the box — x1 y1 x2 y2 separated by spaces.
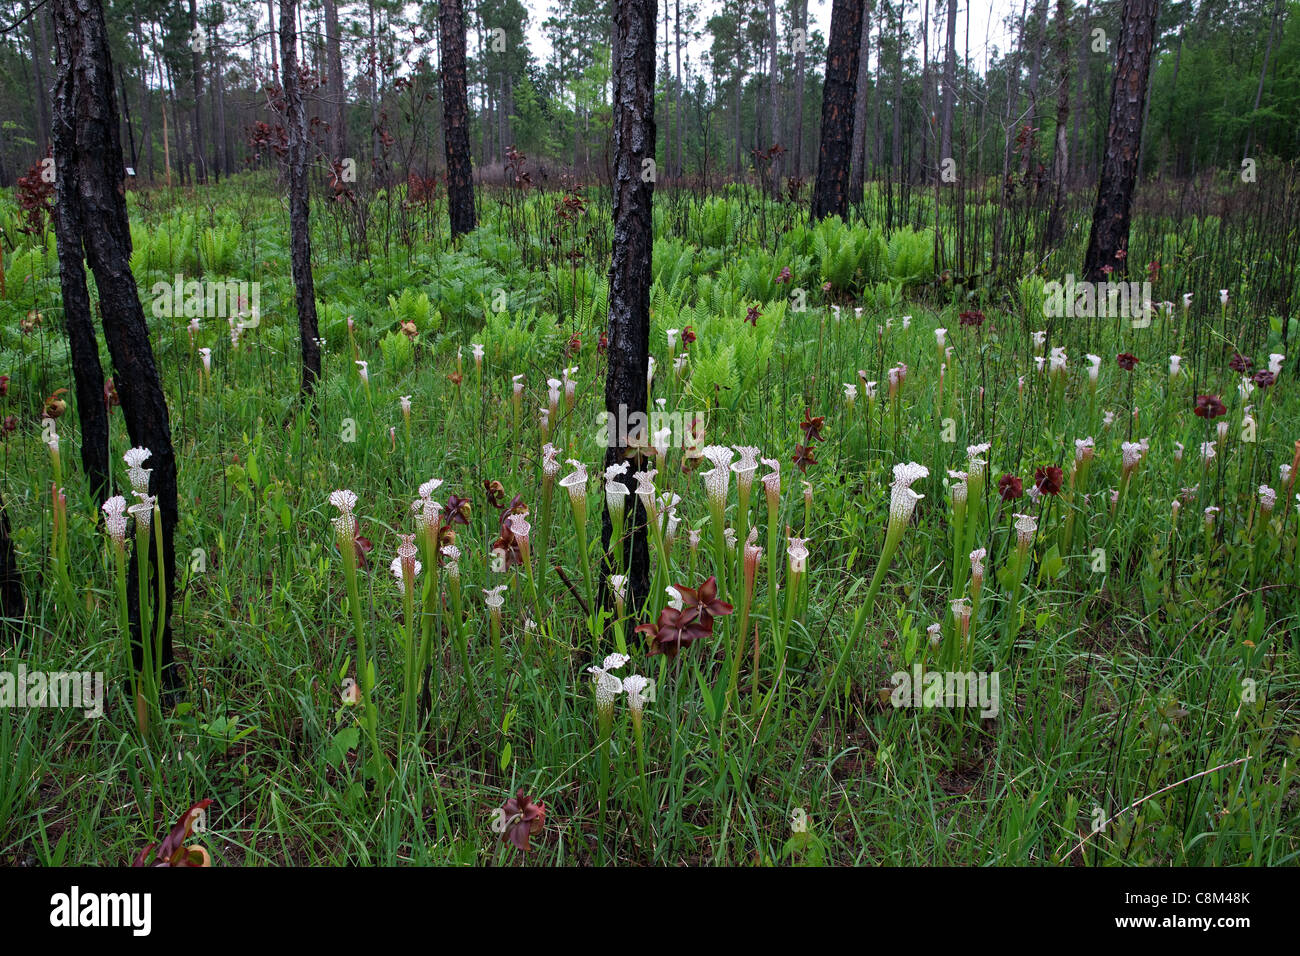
1082 0 1159 281
189 0 206 184
0 492 25 641
51 0 180 689
440 0 476 237
811 0 864 220
52 46 111 503
792 0 808 179
280 0 322 398
602 0 656 618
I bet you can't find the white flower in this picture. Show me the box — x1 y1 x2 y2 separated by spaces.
1204 505 1220 525
901 315 911 329
731 446 761 493
843 382 858 402
609 574 628 604
391 556 423 584
1032 330 1047 351
1280 464 1293 487
400 395 412 415
700 445 734 505
947 470 969 505
1013 512 1037 546
927 622 942 647
787 536 810 573
355 360 369 383
471 343 485 363
1103 411 1116 427
128 493 155 529
1169 355 1182 377
889 462 929 524
588 652 630 710
1269 353 1285 375
440 544 461 576
604 461 630 515
1121 441 1144 474
484 584 507 609
541 443 560 480
667 328 679 350
633 469 658 512
970 547 987 579
665 586 683 611
934 327 947 347
102 495 129 546
1075 437 1095 462
967 443 991 479
760 456 781 501
546 378 562 406
198 347 212 371
1049 346 1068 373
330 489 358 541
1259 484 1277 514
559 460 589 500
1183 293 1193 308
1201 441 1217 464
622 674 652 715
507 512 531 540
1220 289 1229 305
124 447 153 493
1085 354 1101 382
1239 377 1255 401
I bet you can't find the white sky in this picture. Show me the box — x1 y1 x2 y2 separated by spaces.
519 0 1019 82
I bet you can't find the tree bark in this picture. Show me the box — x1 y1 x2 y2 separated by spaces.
1044 0 1072 248
0 492 25 642
849 0 873 201
325 0 346 159
51 0 180 688
1082 0 1159 281
939 0 957 168
767 0 781 192
603 0 656 618
811 0 864 220
280 0 322 399
439 0 476 236
792 0 808 178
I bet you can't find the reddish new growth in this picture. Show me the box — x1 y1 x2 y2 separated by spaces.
15 157 54 234
490 493 530 569
500 789 546 853
1194 394 1227 419
998 474 1024 501
636 575 734 658
132 799 213 867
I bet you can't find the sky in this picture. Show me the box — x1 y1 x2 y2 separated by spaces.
519 0 1020 83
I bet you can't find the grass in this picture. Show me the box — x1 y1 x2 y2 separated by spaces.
0 174 1297 866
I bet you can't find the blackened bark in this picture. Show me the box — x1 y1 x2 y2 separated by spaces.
0 492 26 641
51 0 179 689
1082 0 1159 281
439 0 476 237
280 0 322 398
52 66 111 503
602 0 656 618
811 0 864 220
